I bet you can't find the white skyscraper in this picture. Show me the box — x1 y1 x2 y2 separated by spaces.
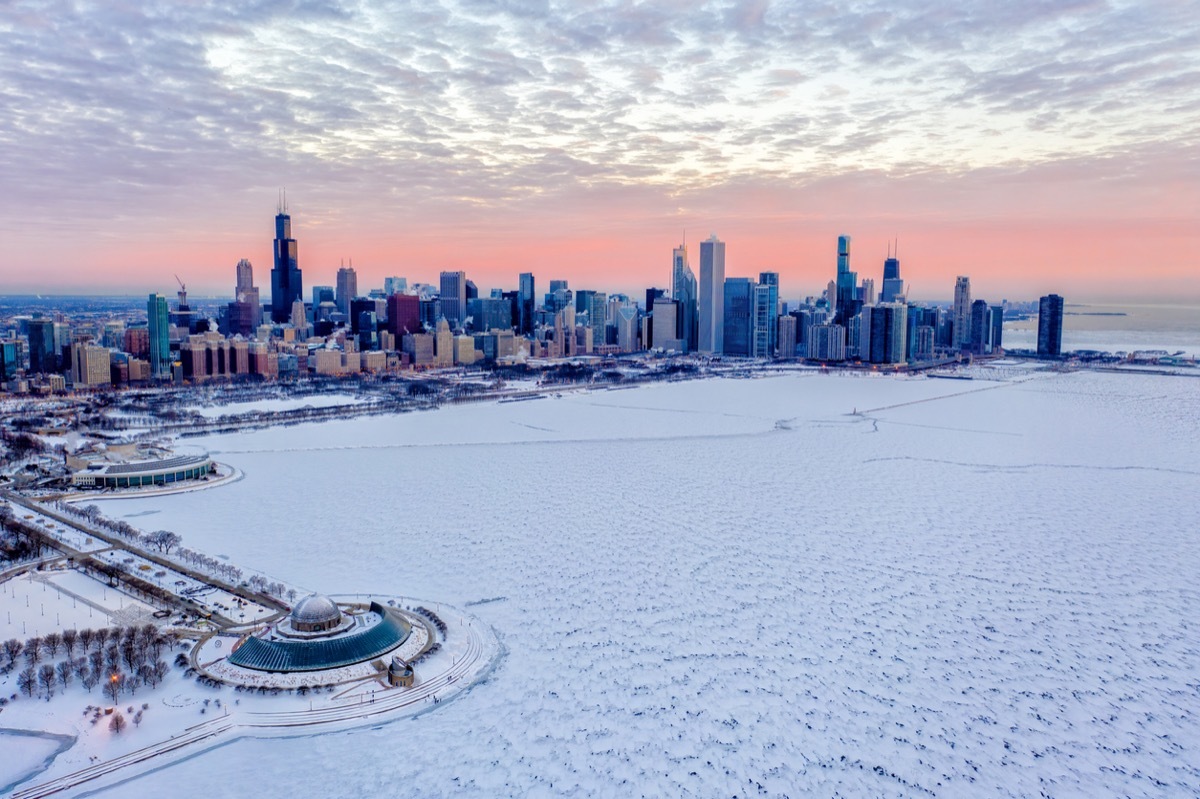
698 234 726 354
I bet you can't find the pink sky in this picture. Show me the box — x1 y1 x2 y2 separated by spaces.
1 1 1198 303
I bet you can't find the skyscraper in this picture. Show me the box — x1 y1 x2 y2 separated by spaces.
439 271 467 327
518 272 536 335
336 266 358 316
270 200 303 323
953 276 972 348
722 277 754 356
236 259 255 299
672 244 698 353
969 299 992 354
1037 294 1064 356
147 293 171 379
753 272 779 358
27 318 58 374
698 235 725 354
387 293 421 338
227 259 262 335
881 248 904 303
990 305 1004 351
834 235 859 328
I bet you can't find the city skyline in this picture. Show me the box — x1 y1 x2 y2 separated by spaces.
1 2 1197 302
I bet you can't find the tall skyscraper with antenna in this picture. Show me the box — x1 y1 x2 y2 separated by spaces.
270 192 303 323
881 240 904 303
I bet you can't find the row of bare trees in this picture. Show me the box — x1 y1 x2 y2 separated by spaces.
3 623 177 673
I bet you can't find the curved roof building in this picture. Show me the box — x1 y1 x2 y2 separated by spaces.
228 601 410 673
73 453 215 489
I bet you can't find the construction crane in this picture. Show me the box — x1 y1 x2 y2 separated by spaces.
174 274 189 309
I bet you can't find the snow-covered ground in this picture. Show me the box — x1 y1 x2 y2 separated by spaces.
21 370 1200 797
0 569 154 640
188 394 371 418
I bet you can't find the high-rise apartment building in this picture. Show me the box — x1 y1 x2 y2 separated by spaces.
777 314 798 358
72 343 111 387
147 293 171 379
336 266 358 316
698 235 725 354
270 201 303 323
1037 294 1064 356
439 271 467 327
952 276 972 348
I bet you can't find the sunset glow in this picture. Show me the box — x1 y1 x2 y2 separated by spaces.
1 0 1197 300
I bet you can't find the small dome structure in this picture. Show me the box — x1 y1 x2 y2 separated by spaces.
289 594 343 632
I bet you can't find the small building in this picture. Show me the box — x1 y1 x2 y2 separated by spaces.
388 656 414 687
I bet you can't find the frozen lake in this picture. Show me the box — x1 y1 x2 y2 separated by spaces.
92 370 1200 797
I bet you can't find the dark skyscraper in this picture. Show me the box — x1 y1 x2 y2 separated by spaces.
27 318 58 374
270 198 303 323
439 271 467 327
1037 294 1064 356
834 235 859 328
969 299 992 354
518 272 535 335
722 277 754 356
881 243 905 303
387 293 421 337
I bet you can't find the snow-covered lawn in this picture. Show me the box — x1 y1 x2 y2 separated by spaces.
0 569 156 640
188 394 371 418
11 370 1199 797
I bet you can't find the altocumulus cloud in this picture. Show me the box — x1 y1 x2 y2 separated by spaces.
0 0 1197 238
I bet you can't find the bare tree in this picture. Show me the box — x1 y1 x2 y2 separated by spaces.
25 636 42 667
88 649 104 680
56 659 73 688
109 711 126 734
38 663 56 698
61 628 78 657
18 666 36 697
2 638 22 671
42 632 62 658
148 530 181 554
78 628 95 653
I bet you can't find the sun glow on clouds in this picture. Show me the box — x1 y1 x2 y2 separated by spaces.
0 0 1198 297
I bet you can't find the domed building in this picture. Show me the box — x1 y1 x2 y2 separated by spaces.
228 595 412 673
285 594 345 634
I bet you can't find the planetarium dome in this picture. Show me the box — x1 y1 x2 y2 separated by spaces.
290 594 343 632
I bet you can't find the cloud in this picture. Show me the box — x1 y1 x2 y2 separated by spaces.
0 0 1196 297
